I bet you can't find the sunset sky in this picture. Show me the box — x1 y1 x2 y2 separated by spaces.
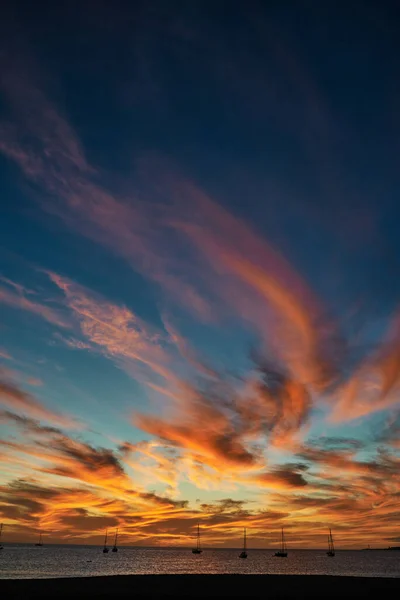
1 2 400 549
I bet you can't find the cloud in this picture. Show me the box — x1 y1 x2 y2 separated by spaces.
48 272 179 387
0 75 213 323
307 436 365 451
0 281 69 328
0 349 12 360
36 434 130 493
2 66 400 549
3 71 397 425
138 492 188 509
254 467 309 490
331 314 400 422
0 479 91 525
240 363 311 447
297 444 400 481
0 411 64 436
376 413 400 448
168 181 339 390
135 362 313 474
200 498 248 515
135 381 261 471
59 513 118 531
0 377 78 428
0 410 129 493
161 315 218 379
2 417 192 523
119 440 180 491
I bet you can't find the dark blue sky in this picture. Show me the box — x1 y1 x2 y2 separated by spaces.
2 1 400 316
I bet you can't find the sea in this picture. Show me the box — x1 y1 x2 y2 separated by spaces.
0 546 399 579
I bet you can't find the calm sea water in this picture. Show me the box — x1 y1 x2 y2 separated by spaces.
0 546 399 579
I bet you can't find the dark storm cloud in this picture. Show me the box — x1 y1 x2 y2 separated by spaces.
59 514 118 530
0 377 76 427
307 436 365 451
256 467 309 489
49 436 125 477
0 479 90 522
0 410 64 436
138 492 188 509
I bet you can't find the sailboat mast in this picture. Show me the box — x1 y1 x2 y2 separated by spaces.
196 523 201 550
114 528 118 546
104 529 108 546
244 528 246 551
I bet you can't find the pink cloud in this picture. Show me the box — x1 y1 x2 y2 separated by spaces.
0 283 69 329
48 272 181 388
0 349 12 360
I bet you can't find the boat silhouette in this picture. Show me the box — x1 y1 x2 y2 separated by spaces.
192 523 202 554
112 528 118 552
239 527 247 558
327 529 335 557
103 529 109 553
274 527 288 557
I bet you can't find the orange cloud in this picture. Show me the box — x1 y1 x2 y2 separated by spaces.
135 364 313 475
2 72 400 549
168 182 335 390
331 313 400 422
136 408 258 470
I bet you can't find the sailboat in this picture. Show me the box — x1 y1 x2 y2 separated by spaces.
192 523 202 554
327 529 335 557
0 523 3 550
103 529 109 553
239 527 247 559
35 532 43 547
112 528 118 552
274 527 288 557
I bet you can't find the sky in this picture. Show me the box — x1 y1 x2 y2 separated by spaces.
0 1 400 549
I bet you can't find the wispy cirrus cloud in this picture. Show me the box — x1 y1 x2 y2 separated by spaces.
0 376 78 428
134 363 312 473
331 313 400 422
0 73 213 323
0 279 69 329
3 72 397 429
2 67 400 550
47 271 181 387
0 349 12 360
164 180 340 390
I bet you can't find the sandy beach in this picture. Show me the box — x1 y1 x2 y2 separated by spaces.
3 574 400 599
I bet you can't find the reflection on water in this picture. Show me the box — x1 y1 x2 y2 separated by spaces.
0 546 399 579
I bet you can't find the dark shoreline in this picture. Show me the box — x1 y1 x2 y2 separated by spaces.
3 574 400 599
